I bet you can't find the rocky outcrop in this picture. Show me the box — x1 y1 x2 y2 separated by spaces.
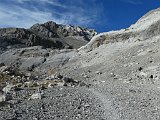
79 8 160 51
30 21 97 41
0 21 97 50
0 28 63 49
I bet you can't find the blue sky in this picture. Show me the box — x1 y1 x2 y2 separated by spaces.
0 0 160 32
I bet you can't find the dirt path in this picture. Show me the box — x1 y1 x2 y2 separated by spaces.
89 88 121 120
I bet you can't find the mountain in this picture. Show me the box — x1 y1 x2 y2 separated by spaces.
0 21 97 51
79 8 160 51
30 21 96 40
1 8 160 120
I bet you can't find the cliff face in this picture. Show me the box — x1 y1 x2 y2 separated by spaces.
0 28 63 49
30 21 97 40
0 21 97 50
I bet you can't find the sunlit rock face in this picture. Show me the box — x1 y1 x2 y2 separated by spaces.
79 8 160 51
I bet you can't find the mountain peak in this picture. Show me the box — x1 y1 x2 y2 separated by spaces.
129 7 160 31
30 21 97 40
0 21 97 50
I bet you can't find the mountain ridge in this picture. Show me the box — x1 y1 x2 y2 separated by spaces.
0 21 97 50
79 7 160 51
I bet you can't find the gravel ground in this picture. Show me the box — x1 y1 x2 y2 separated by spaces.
0 86 107 120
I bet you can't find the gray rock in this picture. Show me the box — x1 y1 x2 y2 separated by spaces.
2 84 15 93
30 93 42 100
30 21 97 41
0 66 8 72
0 63 5 67
56 82 65 87
0 93 12 102
0 93 6 102
95 71 102 75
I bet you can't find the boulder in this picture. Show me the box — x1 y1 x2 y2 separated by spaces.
2 84 15 93
0 93 12 102
30 93 42 100
0 93 6 102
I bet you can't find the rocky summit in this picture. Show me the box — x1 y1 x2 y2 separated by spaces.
1 8 160 120
0 21 97 51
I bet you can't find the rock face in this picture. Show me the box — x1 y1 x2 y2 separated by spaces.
0 28 63 49
30 21 97 40
79 8 160 51
0 21 97 50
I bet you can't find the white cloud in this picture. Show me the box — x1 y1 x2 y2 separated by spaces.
39 0 66 8
13 0 29 4
0 0 105 28
0 5 66 28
